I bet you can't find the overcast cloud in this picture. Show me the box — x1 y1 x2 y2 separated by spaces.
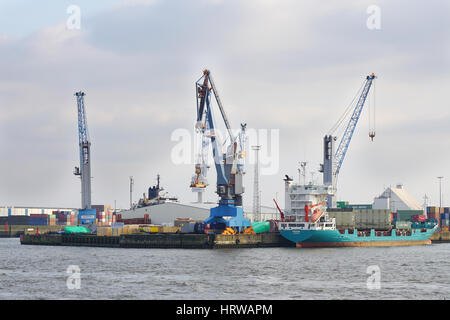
0 0 449 210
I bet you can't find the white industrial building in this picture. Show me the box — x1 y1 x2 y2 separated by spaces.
119 201 280 225
372 184 423 212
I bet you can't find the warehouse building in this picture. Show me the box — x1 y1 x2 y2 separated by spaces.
119 201 280 225
372 184 423 212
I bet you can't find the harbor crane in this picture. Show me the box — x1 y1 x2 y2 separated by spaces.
320 73 376 208
193 69 251 232
73 91 92 210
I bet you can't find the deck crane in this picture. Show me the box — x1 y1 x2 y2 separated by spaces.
73 91 92 210
194 69 251 232
320 73 376 208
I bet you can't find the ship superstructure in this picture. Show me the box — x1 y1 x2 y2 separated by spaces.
280 175 336 232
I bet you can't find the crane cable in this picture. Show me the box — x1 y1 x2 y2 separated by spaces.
369 79 376 140
327 80 366 137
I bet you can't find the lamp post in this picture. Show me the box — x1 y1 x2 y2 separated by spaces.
437 176 443 208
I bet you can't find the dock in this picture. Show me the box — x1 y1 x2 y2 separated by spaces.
20 232 295 249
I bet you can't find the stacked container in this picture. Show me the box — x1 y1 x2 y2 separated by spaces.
48 214 56 226
426 207 441 226
440 213 449 228
326 209 355 230
411 215 427 222
355 209 391 230
29 214 48 226
396 221 412 230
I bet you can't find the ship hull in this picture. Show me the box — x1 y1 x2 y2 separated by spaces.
280 227 437 248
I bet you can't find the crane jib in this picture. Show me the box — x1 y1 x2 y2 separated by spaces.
334 75 375 175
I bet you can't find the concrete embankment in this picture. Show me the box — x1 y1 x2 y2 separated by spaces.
430 230 450 243
20 232 294 249
0 225 63 238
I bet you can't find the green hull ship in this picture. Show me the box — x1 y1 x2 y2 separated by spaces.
280 226 437 248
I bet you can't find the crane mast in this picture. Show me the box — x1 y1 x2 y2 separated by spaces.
322 73 376 208
194 69 250 232
74 91 92 210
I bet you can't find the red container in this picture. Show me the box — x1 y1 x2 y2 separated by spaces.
427 212 438 219
412 215 427 222
30 214 48 218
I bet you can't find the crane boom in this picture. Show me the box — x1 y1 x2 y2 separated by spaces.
74 91 92 210
334 73 375 175
206 71 235 143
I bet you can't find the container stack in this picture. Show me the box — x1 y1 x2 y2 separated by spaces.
48 214 56 226
395 221 412 230
355 209 391 230
397 210 424 222
29 214 48 226
117 214 151 225
336 201 349 208
347 204 372 210
440 212 450 231
327 208 355 230
426 207 441 226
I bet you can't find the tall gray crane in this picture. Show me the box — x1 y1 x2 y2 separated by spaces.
321 73 376 208
73 91 92 210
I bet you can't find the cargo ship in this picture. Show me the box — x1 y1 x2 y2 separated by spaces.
278 176 438 248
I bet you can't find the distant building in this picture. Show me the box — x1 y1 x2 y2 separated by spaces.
372 184 423 212
119 202 280 225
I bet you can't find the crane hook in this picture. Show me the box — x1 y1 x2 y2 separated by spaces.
369 131 375 141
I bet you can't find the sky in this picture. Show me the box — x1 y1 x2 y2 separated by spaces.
0 0 449 210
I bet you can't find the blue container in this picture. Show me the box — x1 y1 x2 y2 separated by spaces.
29 217 48 226
444 207 450 214
194 222 206 234
78 209 96 224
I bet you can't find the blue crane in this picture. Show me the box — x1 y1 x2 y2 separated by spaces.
194 69 251 232
73 91 92 211
321 73 376 207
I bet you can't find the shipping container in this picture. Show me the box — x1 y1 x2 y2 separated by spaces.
327 210 355 229
336 201 349 208
355 209 391 230
347 204 373 210
29 217 48 226
397 210 424 221
411 215 427 222
161 226 181 233
5 216 30 225
395 221 412 230
194 222 206 234
180 222 196 233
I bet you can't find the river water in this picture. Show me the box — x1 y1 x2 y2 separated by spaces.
0 238 448 300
